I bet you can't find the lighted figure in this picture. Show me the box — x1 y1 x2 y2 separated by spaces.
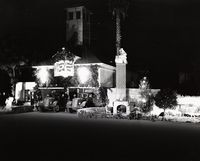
4 97 14 111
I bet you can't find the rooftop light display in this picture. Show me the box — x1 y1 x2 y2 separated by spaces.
77 66 91 84
35 67 50 86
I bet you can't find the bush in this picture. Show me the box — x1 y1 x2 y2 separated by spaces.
154 89 177 114
11 106 34 114
128 108 141 120
77 107 107 119
113 113 129 119
136 98 154 113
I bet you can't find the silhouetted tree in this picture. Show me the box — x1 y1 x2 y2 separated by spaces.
154 89 177 119
109 0 130 55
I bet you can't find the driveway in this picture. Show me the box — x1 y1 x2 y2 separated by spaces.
0 111 200 161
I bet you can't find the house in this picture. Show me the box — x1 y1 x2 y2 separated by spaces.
14 56 116 103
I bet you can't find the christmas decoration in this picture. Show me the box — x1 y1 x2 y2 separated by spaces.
138 77 153 113
52 47 76 63
52 47 80 78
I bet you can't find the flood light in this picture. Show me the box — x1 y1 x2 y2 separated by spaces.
77 67 91 84
36 67 50 85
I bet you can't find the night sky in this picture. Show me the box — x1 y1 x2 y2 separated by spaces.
1 0 200 89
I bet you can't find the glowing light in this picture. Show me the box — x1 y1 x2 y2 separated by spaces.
77 67 91 84
25 82 36 90
141 98 146 103
36 67 50 85
15 82 22 100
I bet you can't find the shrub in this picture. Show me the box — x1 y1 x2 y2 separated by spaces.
77 107 107 119
11 106 33 114
128 108 143 120
113 113 129 119
154 89 177 117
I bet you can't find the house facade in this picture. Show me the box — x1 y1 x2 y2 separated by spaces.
15 62 115 103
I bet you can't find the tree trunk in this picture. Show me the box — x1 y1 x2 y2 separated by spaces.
11 66 16 99
116 9 121 55
163 109 166 121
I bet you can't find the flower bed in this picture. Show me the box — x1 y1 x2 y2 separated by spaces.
77 106 200 124
164 115 200 123
77 107 112 119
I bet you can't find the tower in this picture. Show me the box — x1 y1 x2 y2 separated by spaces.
66 6 91 47
115 48 127 100
113 48 129 115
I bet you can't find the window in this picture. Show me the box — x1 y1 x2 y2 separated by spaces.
76 11 81 19
68 12 73 20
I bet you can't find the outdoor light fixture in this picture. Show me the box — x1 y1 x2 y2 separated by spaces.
77 67 91 84
15 82 23 101
36 67 50 85
141 98 146 103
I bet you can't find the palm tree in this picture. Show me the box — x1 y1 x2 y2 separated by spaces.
109 0 130 55
0 56 27 98
0 35 29 98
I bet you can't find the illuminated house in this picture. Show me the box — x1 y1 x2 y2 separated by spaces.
14 58 115 103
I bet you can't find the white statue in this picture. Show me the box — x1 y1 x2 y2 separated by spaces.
4 97 14 111
115 48 128 64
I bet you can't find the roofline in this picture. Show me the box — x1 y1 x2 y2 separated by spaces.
38 87 64 90
32 63 115 70
65 5 85 10
32 65 54 69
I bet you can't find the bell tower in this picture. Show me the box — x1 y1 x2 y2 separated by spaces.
66 6 91 47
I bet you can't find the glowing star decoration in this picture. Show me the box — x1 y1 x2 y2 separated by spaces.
36 67 50 86
77 67 91 84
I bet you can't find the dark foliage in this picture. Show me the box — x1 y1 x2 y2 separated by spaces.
0 69 11 105
154 89 177 111
98 87 109 106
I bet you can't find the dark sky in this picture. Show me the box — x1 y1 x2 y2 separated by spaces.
1 0 200 73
